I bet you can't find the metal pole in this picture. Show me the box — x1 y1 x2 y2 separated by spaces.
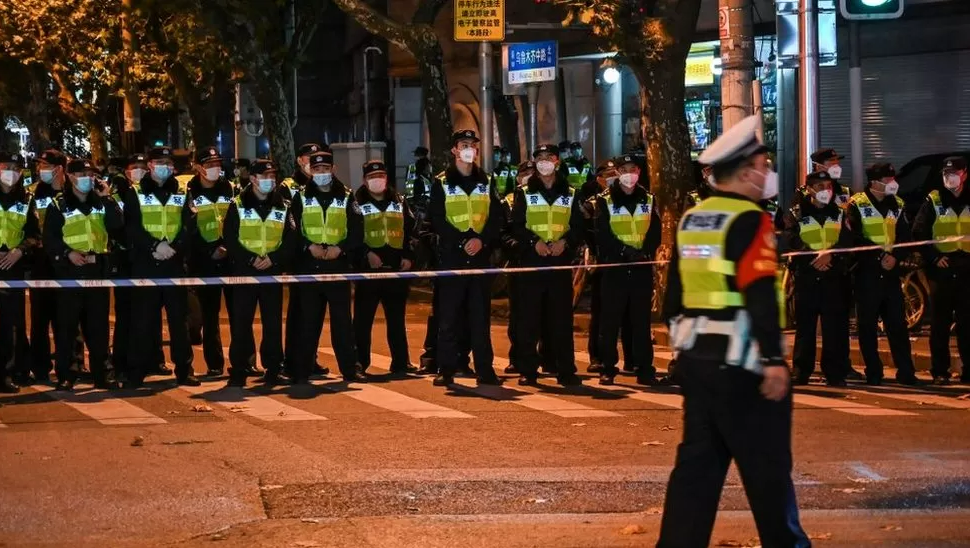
363 52 370 147
527 83 540 155
752 80 764 143
719 0 755 131
480 41 493 173
849 21 864 192
798 0 820 185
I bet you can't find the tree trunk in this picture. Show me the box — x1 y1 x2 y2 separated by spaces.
25 70 51 152
492 89 520 164
409 27 453 172
85 118 110 166
252 72 295 171
183 96 218 149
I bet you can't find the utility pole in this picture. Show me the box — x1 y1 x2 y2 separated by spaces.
718 0 755 131
120 0 142 155
480 42 493 174
798 0 820 184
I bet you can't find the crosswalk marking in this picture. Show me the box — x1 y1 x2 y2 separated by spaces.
855 387 970 410
33 385 168 426
792 393 917 416
319 381 474 419
178 382 328 422
593 383 684 409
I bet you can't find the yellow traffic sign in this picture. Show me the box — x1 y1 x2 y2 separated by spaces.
454 0 505 42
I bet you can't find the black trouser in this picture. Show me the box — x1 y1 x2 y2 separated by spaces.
587 269 633 365
658 359 809 548
597 267 654 378
0 288 27 380
423 280 470 369
298 281 357 378
791 271 850 382
229 283 282 381
436 275 495 380
129 286 194 381
196 284 232 372
929 270 970 380
284 284 303 374
354 278 410 371
55 288 111 383
855 270 916 382
514 270 576 379
29 286 57 377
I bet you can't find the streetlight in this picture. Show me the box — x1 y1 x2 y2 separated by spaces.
602 66 620 85
363 46 383 150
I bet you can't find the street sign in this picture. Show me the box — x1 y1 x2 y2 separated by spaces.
506 41 558 86
454 0 505 42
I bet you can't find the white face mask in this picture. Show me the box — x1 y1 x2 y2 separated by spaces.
129 168 146 182
256 178 274 194
366 177 387 194
458 148 477 164
536 161 556 176
884 180 899 196
618 173 637 188
313 173 332 187
152 165 172 181
75 176 94 194
204 167 221 181
827 165 842 179
0 170 18 187
944 173 963 191
751 168 779 200
40 169 54 183
706 174 716 187
814 189 832 205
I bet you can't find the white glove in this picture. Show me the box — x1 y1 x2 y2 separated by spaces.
155 241 176 260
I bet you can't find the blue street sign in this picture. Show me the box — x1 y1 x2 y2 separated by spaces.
507 41 558 85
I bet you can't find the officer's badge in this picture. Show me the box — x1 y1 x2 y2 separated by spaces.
273 211 284 221
144 195 154 204
639 203 650 214
335 198 346 208
209 148 216 156
14 203 25 213
172 195 184 206
862 206 873 217
528 195 539 205
558 196 570 206
477 184 488 193
940 206 948 215
305 196 313 205
612 205 623 214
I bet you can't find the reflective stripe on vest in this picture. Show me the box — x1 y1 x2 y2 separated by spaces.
850 192 903 249
299 192 348 245
34 196 53 233
524 188 574 242
441 180 490 233
0 200 29 248
137 192 184 241
676 196 762 309
111 192 125 212
605 193 653 248
237 203 287 256
62 205 109 254
798 212 842 251
360 200 405 249
929 190 970 253
194 195 232 243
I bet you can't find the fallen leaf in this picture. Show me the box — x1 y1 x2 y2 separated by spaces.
660 425 676 431
228 405 248 413
130 436 144 447
192 404 214 413
643 506 663 515
260 485 284 491
880 524 903 531
526 498 550 504
834 487 865 494
278 410 286 417
641 441 665 446
209 533 227 541
809 532 833 540
571 423 586 427
620 524 648 535
300 518 321 524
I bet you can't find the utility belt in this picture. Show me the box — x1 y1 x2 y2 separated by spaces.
669 310 764 375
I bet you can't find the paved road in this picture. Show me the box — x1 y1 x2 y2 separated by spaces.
2 299 969 547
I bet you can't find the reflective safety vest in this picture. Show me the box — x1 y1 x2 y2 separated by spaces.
524 188 574 242
34 195 54 233
194 195 232 243
0 199 30 249
493 168 511 195
405 164 417 198
281 177 300 192
360 200 405 250
565 163 590 190
60 201 109 254
440 177 490 233
111 192 124 212
236 199 288 256
929 190 970 253
137 192 185 241
605 193 653 248
298 191 348 245
798 211 842 251
850 192 903 249
175 174 193 193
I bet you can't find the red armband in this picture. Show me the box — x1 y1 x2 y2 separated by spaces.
736 213 778 291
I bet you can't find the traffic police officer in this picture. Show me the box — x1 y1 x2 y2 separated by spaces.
593 154 661 385
913 156 970 385
291 150 365 383
658 115 808 548
782 171 850 386
353 160 418 374
429 129 503 387
187 146 235 377
124 146 200 388
510 144 584 386
846 163 920 385
44 159 124 391
0 151 39 392
223 159 297 387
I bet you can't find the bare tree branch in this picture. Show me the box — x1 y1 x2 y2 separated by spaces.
412 0 449 25
330 0 409 50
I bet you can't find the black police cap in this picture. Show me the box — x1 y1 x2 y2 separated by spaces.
195 146 221 164
66 159 95 173
596 159 617 175
37 149 67 167
866 162 896 181
518 160 536 172
362 160 387 176
451 130 480 145
251 159 278 175
413 146 429 156
943 156 967 172
806 170 833 186
127 153 148 166
1 151 25 168
298 143 327 157
533 144 559 158
148 146 174 161
811 148 844 165
233 158 251 169
613 154 637 167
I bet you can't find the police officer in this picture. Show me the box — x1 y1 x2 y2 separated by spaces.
492 146 514 197
846 163 920 386
810 148 851 208
509 144 584 386
913 156 970 385
782 171 850 386
405 146 430 199
429 129 503 387
658 115 808 548
187 146 235 377
593 154 661 385
44 159 124 391
124 146 199 389
232 158 251 194
353 161 418 374
223 159 297 387
291 150 365 383
505 149 518 181
501 160 534 375
0 152 39 392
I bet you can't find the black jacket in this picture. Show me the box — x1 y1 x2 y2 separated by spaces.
223 185 297 275
123 175 197 276
593 184 661 264
290 178 363 273
43 188 124 279
510 173 585 267
428 165 502 269
354 186 415 271
913 187 970 275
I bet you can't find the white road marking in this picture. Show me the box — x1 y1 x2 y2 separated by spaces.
847 462 888 482
593 383 684 409
33 385 167 426
862 386 970 410
178 382 327 422
792 393 917 416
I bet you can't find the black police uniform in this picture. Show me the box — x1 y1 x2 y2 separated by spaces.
781 177 850 385
28 153 65 380
510 169 584 384
123 155 198 387
845 172 918 384
223 176 297 386
353 173 416 373
282 166 311 374
44 178 124 389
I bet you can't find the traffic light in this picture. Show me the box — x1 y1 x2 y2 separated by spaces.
840 0 904 20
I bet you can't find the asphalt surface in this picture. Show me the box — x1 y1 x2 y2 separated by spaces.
2 297 970 547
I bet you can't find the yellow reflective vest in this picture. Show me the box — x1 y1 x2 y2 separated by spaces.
34 195 55 234
360 199 405 250
298 190 349 245
928 190 970 253
137 192 185 241
850 192 904 249
440 176 490 233
797 210 842 251
60 200 109 254
0 198 30 249
605 193 653 248
193 194 232 243
524 188 574 242
236 199 288 256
